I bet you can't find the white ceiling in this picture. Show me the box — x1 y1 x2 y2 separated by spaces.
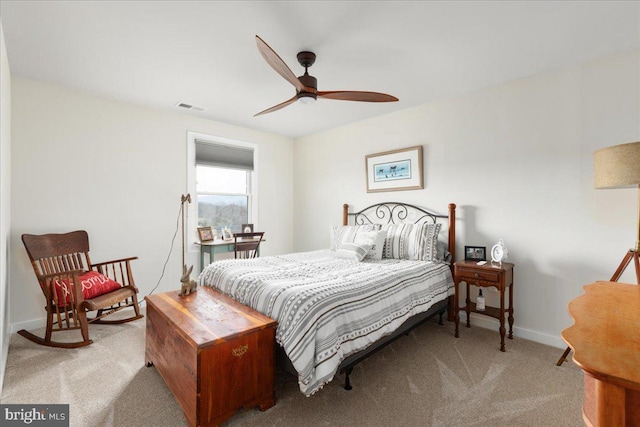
1 1 639 139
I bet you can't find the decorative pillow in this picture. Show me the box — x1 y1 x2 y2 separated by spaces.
382 222 442 261
53 271 122 306
330 224 381 251
335 242 374 262
435 240 452 263
364 230 388 261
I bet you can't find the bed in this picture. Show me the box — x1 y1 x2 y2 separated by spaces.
198 202 456 396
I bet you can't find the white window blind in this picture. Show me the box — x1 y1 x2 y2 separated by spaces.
195 140 254 171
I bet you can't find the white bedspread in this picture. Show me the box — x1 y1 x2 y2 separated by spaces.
198 250 454 396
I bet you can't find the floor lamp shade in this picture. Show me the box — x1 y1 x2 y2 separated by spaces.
593 141 640 189
593 140 640 252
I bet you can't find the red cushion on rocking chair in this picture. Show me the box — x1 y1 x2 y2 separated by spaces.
53 271 122 306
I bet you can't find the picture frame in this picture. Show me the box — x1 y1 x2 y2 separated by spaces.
197 226 214 242
365 145 424 193
464 246 487 261
222 228 234 240
242 223 254 233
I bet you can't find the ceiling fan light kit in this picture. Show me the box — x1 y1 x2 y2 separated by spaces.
254 35 398 116
298 94 316 105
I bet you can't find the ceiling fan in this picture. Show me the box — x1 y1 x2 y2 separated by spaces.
254 35 398 117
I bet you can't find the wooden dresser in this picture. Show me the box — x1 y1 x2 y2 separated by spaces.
145 287 277 427
562 281 640 426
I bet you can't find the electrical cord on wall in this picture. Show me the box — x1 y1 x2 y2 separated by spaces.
143 202 182 300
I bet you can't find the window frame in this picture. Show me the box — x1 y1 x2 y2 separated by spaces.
187 131 258 253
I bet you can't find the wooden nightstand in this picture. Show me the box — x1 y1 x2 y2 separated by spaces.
453 260 514 352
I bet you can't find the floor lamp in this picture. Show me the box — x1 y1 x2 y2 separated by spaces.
557 140 640 366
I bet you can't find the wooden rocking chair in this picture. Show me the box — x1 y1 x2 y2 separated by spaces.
20 230 143 348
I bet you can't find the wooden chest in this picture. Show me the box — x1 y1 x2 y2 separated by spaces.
145 287 277 427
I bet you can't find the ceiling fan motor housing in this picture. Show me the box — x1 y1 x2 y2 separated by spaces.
297 73 317 101
296 51 318 101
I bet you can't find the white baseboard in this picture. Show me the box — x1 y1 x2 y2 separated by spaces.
10 317 45 334
459 312 566 349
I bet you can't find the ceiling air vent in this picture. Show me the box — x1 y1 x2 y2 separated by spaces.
175 102 206 112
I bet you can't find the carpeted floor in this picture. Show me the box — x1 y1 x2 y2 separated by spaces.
1 308 583 426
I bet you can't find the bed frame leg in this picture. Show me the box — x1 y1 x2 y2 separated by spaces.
438 310 444 325
344 367 353 391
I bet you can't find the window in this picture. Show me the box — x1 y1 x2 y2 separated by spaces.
196 165 250 233
187 132 258 248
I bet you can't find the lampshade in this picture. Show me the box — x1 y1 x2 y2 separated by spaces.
593 141 640 189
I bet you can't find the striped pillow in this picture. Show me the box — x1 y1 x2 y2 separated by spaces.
382 222 442 261
330 224 381 251
335 242 374 262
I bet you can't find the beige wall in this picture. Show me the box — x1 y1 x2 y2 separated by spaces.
293 50 640 348
9 77 295 331
0 23 12 391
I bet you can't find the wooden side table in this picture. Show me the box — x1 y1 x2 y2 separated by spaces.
453 260 514 351
197 238 265 272
562 281 640 426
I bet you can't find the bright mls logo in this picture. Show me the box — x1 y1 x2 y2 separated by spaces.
1 405 69 426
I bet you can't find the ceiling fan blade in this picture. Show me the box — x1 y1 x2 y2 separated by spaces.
256 35 304 92
317 91 398 102
254 95 298 117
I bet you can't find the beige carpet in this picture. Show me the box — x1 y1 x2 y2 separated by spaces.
1 308 583 426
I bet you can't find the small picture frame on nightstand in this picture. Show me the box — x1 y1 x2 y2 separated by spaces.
464 246 486 261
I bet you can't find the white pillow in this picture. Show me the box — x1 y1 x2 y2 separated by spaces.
330 224 381 251
364 230 387 261
382 222 441 261
335 242 374 262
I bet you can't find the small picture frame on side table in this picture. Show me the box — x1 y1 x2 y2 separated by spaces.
242 223 254 233
197 226 214 242
464 246 486 261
